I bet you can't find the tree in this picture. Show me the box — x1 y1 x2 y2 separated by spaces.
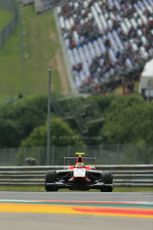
101 96 153 164
16 117 84 165
20 116 83 147
102 95 145 144
0 95 47 147
0 119 19 147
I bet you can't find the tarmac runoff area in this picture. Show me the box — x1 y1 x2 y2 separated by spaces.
0 192 153 230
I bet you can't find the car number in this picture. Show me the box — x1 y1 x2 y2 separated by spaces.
73 168 86 177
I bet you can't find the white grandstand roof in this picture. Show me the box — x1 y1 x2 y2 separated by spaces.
139 59 153 92
141 59 153 78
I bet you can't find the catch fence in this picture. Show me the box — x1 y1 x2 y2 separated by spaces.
0 144 153 166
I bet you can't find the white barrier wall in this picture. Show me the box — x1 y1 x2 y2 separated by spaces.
20 0 34 5
0 165 153 187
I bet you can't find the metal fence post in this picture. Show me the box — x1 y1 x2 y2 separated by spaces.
47 69 51 165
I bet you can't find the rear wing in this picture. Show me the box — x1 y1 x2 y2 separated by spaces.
64 156 96 167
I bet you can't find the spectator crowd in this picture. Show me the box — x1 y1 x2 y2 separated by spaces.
57 0 153 93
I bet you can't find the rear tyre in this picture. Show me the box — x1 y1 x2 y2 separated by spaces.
45 170 58 192
100 171 113 192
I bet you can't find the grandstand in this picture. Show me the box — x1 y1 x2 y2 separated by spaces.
56 0 153 94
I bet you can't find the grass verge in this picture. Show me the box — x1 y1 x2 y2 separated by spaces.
0 9 12 29
0 5 62 101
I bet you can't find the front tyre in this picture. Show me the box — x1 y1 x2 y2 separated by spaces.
45 170 58 192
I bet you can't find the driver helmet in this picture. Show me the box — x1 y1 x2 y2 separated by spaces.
75 162 84 167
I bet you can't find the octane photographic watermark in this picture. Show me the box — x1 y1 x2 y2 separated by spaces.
52 135 102 141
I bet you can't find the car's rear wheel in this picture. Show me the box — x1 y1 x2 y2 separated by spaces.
45 170 58 192
100 171 113 192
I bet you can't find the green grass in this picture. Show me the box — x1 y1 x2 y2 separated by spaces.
0 5 61 101
0 186 153 192
0 186 45 192
0 22 21 100
114 187 153 192
0 9 12 29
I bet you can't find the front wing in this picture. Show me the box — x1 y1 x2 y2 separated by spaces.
45 181 113 190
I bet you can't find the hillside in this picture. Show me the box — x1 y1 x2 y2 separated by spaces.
0 9 12 29
0 5 69 102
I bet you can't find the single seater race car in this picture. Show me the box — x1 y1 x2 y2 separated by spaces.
45 152 113 192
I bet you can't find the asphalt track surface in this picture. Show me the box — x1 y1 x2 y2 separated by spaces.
0 192 153 230
0 191 153 202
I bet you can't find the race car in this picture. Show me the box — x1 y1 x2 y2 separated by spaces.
45 152 113 192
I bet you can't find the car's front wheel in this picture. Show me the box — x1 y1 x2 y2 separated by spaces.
45 170 58 192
